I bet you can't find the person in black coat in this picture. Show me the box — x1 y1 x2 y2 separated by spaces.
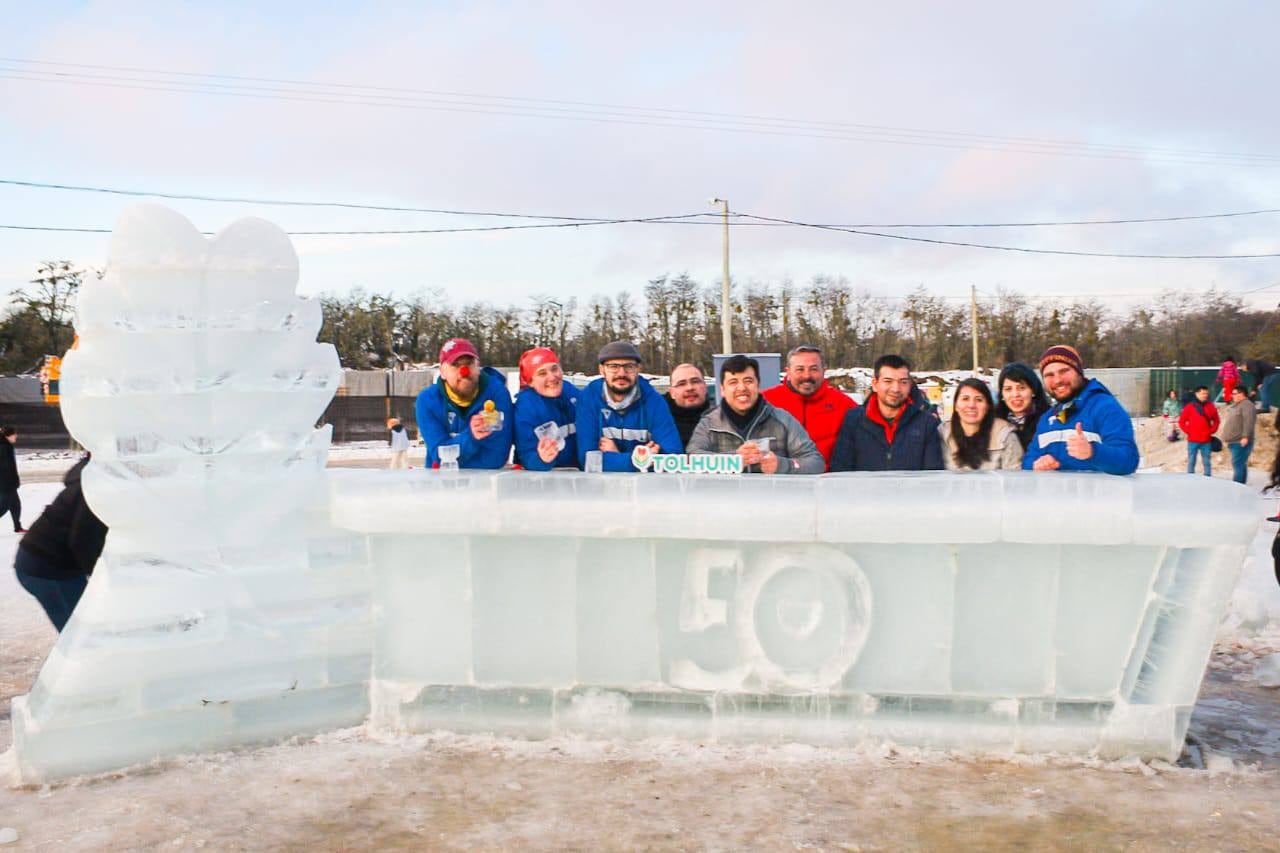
14 455 107 632
830 355 944 472
0 426 22 532
665 363 711 448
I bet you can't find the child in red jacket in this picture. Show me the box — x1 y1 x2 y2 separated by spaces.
1218 356 1240 402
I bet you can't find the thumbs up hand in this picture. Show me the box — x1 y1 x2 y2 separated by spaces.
1066 421 1094 460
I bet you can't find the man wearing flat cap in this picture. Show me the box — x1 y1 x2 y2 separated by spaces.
575 340 683 471
1022 344 1138 475
415 337 513 469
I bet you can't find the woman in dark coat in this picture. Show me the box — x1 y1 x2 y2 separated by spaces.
993 362 1051 451
14 455 107 631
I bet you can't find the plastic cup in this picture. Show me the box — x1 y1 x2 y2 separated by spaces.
438 444 460 471
584 450 603 473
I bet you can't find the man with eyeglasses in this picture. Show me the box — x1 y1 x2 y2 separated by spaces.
830 354 944 471
763 344 857 471
575 341 683 471
665 363 711 447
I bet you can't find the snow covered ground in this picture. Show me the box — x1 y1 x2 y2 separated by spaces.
2 478 1280 848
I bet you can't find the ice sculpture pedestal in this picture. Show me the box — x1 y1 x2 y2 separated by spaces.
333 469 1256 763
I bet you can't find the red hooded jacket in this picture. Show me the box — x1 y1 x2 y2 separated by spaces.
763 380 857 470
1178 400 1220 443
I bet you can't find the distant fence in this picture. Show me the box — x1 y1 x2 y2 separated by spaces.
316 367 519 443
0 377 74 448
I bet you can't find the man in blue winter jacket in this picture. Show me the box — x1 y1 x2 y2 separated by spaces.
1022 344 1138 475
415 337 513 469
575 340 683 471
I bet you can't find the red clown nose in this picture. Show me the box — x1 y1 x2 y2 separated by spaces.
458 365 472 378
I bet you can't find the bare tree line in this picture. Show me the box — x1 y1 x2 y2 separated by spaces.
318 275 1280 373
0 263 1274 376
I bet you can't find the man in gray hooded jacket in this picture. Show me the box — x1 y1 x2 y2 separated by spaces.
686 354 824 474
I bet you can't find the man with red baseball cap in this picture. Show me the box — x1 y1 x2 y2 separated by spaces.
1021 344 1138 475
414 337 513 469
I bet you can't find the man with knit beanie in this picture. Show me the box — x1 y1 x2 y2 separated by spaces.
1022 344 1139 475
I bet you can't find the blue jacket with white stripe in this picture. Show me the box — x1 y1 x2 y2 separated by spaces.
1021 378 1139 475
575 375 684 471
513 383 581 470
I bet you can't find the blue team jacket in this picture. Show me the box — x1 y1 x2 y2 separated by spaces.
1021 379 1139 475
414 366 514 469
574 376 683 471
513 383 581 470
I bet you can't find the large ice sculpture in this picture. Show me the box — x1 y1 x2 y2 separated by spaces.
9 205 1259 781
10 206 366 781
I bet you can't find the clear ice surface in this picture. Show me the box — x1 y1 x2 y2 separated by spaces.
10 204 1259 782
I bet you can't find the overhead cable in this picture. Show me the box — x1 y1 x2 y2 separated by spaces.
1 60 1277 168
734 212 1280 260
4 179 1280 230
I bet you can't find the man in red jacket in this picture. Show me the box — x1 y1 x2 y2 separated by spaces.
762 345 856 470
1178 385 1220 476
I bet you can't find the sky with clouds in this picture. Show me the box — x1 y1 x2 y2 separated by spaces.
2 1 1279 314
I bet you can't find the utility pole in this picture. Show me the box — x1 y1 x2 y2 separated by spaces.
710 198 731 353
970 285 980 373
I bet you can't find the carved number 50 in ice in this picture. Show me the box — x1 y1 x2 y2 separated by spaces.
672 545 873 691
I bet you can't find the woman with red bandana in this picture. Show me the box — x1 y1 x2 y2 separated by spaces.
513 347 581 470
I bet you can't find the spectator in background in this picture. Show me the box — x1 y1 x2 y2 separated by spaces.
665 363 711 448
829 354 944 472
1161 390 1182 442
14 455 105 632
513 347 580 471
763 344 857 471
415 338 513 469
386 418 410 470
1023 345 1139 475
1218 355 1240 403
1265 444 1280 583
993 362 1050 451
939 378 1023 471
0 426 23 533
686 354 824 475
1243 358 1276 413
1218 385 1256 484
575 341 682 472
1178 385 1219 477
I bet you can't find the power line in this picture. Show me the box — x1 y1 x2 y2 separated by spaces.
7 57 1280 166
7 211 1280 258
0 178 669 222
735 212 1280 260
0 214 710 237
3 60 1278 169
6 179 1280 230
